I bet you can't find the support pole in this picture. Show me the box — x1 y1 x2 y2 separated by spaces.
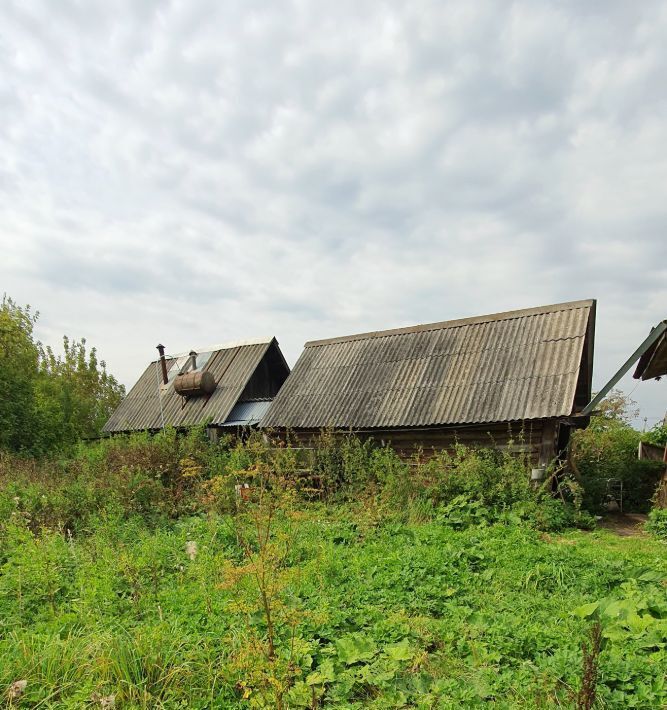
580 322 667 416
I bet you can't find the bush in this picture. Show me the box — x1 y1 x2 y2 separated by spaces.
427 444 533 508
311 430 375 499
378 443 534 514
646 507 667 539
571 393 665 513
0 428 597 539
0 426 236 532
643 422 667 447
518 497 596 532
373 441 592 529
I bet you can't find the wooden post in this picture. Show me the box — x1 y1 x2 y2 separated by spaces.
538 421 557 468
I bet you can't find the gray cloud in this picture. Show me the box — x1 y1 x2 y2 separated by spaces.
1 0 666 424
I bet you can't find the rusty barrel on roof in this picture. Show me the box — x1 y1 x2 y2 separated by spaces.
174 370 216 397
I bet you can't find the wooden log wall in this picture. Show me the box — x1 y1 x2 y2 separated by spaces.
272 419 562 466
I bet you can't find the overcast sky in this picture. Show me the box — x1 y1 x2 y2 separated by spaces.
1 0 665 426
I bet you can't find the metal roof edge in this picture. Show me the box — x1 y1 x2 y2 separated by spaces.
259 416 567 432
304 300 596 348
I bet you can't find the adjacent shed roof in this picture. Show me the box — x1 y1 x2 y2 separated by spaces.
633 322 667 381
104 338 288 433
261 300 596 430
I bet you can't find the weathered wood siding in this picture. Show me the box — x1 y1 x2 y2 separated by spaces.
272 417 567 465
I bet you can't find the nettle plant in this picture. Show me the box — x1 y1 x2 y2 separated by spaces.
220 459 316 709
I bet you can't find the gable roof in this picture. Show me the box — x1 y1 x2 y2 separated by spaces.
261 300 596 430
104 337 288 433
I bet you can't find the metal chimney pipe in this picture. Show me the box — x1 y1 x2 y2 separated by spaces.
189 350 198 371
156 344 168 385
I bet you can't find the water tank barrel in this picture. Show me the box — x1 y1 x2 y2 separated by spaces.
173 370 216 397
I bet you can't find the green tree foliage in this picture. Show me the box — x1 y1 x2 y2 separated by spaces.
571 390 664 513
643 420 667 447
0 295 125 455
36 336 125 451
0 296 41 452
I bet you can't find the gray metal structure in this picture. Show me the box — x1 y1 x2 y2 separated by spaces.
222 400 273 428
262 300 596 430
103 338 289 433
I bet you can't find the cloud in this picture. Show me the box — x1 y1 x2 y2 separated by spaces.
0 0 665 424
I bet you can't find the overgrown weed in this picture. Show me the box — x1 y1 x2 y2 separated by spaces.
3 431 666 707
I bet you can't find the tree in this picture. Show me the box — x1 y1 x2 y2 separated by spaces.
0 296 41 452
0 295 125 455
36 337 125 451
585 389 639 430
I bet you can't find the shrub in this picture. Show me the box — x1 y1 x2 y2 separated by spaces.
645 507 667 539
370 446 412 508
409 444 533 510
310 431 376 500
519 496 595 532
0 427 236 532
1 428 597 540
643 422 667 447
571 393 665 513
374 441 570 526
311 430 344 498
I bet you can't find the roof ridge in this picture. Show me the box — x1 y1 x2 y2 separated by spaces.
155 337 273 361
305 300 595 348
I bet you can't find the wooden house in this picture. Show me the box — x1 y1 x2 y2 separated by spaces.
260 300 596 465
103 337 289 437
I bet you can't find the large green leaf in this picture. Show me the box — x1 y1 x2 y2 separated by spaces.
573 602 599 618
336 634 378 665
384 638 414 662
306 659 336 686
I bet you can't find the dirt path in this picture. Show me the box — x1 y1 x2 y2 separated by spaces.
597 512 648 537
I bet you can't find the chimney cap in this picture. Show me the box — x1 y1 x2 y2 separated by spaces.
156 344 169 385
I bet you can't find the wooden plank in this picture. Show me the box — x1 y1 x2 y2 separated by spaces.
538 421 557 467
273 420 548 463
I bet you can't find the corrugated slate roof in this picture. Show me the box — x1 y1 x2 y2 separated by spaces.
104 339 276 433
261 300 595 429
